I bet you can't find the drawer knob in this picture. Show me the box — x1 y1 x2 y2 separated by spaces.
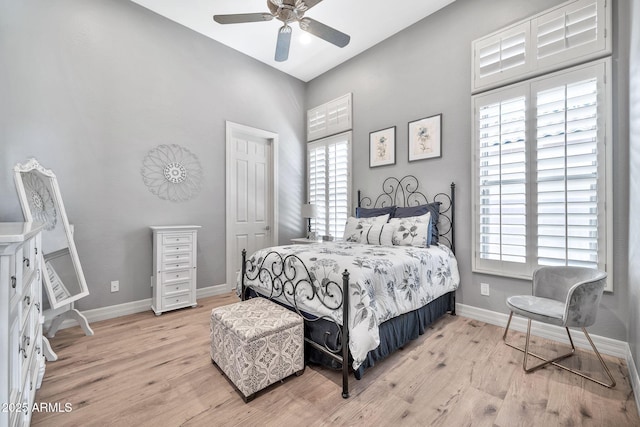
36 346 41 355
35 247 38 255
23 335 31 346
35 302 41 313
11 275 16 289
23 257 30 267
176 274 179 278
19 347 27 359
24 295 31 305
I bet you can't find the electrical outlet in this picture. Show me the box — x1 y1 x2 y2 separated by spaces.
110 280 119 293
480 282 490 296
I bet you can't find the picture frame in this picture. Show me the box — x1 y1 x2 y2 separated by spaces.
408 114 442 161
369 126 396 168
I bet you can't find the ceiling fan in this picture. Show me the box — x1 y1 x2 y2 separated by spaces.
213 0 351 62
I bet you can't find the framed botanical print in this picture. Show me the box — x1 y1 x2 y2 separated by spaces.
408 114 442 161
369 126 396 167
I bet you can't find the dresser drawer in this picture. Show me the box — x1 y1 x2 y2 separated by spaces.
162 293 192 309
162 244 192 255
161 269 192 284
162 234 192 245
19 310 34 386
162 281 191 296
163 252 191 263
163 260 192 271
21 238 37 283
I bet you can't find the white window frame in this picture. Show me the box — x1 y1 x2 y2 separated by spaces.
472 58 613 291
307 131 352 240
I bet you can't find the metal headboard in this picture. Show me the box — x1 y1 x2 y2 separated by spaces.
357 175 455 253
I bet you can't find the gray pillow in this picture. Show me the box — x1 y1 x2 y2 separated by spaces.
394 202 441 244
355 206 396 219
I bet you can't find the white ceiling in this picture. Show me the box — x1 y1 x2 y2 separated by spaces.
130 0 456 82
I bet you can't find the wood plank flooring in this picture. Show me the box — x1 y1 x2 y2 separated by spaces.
32 293 639 426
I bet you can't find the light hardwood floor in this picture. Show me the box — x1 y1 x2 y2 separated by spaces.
33 293 639 426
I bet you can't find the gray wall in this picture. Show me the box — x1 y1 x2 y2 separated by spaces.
0 0 306 310
628 0 640 375
306 0 631 340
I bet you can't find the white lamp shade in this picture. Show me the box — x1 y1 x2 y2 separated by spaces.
301 203 318 218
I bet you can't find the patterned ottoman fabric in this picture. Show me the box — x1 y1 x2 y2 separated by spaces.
210 298 304 401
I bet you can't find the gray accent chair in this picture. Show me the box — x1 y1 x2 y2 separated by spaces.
502 266 615 388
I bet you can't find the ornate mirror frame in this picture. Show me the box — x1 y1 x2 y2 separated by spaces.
13 158 90 309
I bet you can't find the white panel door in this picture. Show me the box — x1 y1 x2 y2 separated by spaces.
226 122 278 290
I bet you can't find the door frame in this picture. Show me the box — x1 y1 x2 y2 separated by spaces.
225 121 279 290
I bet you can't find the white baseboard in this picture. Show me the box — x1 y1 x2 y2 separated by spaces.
456 303 640 413
456 303 629 358
627 345 640 417
44 284 232 331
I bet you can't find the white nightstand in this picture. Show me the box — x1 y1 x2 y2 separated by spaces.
290 237 323 244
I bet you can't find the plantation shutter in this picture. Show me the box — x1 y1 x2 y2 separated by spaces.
535 72 603 269
532 0 606 70
473 23 530 92
308 143 327 237
471 0 610 93
477 91 528 272
308 132 352 239
307 93 352 142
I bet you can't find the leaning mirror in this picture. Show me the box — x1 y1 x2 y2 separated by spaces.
13 158 90 309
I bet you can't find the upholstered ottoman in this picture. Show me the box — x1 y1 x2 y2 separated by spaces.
210 297 304 402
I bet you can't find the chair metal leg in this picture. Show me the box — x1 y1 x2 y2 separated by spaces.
546 328 616 388
503 312 575 372
503 312 616 388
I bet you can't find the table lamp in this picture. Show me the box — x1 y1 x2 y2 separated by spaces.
301 203 318 239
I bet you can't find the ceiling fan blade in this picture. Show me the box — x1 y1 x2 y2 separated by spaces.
275 25 292 62
213 13 273 24
301 0 324 10
299 18 350 48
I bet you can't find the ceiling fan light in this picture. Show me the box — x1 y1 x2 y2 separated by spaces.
299 32 312 45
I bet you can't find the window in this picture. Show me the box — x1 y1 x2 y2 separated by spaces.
472 59 611 284
307 93 352 142
308 132 352 239
472 0 611 93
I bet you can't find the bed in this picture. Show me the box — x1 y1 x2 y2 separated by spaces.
238 175 459 398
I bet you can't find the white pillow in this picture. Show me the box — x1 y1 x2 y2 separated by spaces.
389 212 431 247
343 214 390 243
358 223 396 246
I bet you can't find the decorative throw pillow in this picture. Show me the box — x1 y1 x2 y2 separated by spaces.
342 214 390 242
394 202 441 244
359 222 396 246
389 212 432 247
355 205 396 219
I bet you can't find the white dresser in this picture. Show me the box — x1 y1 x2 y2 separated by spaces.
150 225 201 315
0 222 45 427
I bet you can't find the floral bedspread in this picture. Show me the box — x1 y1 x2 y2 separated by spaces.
238 241 460 370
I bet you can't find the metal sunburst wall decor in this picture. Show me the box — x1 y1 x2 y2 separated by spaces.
141 144 203 202
22 171 58 231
